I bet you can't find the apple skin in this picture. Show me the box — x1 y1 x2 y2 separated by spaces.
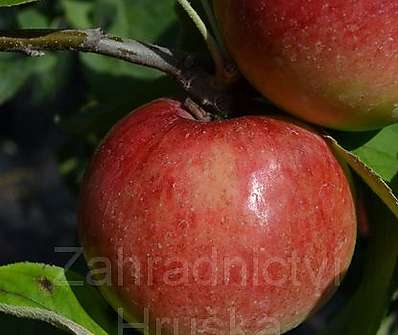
78 99 357 335
214 0 398 130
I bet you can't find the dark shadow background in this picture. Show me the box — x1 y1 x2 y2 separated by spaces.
0 86 78 334
0 99 77 266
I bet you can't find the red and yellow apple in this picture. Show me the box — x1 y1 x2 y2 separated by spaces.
78 99 357 334
214 0 398 130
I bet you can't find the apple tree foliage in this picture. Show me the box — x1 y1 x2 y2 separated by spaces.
0 1 397 335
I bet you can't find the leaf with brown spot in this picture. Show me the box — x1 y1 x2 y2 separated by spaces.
0 263 117 335
37 276 54 294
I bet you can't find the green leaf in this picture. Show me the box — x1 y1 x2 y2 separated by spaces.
321 190 398 335
332 124 398 185
0 0 39 7
0 263 118 335
352 124 398 184
325 135 398 219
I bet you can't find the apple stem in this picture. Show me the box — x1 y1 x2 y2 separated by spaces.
176 0 227 85
200 0 228 59
184 98 214 121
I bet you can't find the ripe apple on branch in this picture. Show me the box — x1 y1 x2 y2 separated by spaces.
78 98 357 335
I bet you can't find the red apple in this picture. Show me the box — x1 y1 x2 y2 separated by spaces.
214 0 398 130
78 99 357 334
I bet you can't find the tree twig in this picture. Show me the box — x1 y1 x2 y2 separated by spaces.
176 0 225 84
0 28 233 118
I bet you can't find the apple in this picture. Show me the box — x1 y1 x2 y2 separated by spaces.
213 0 398 130
78 98 357 335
